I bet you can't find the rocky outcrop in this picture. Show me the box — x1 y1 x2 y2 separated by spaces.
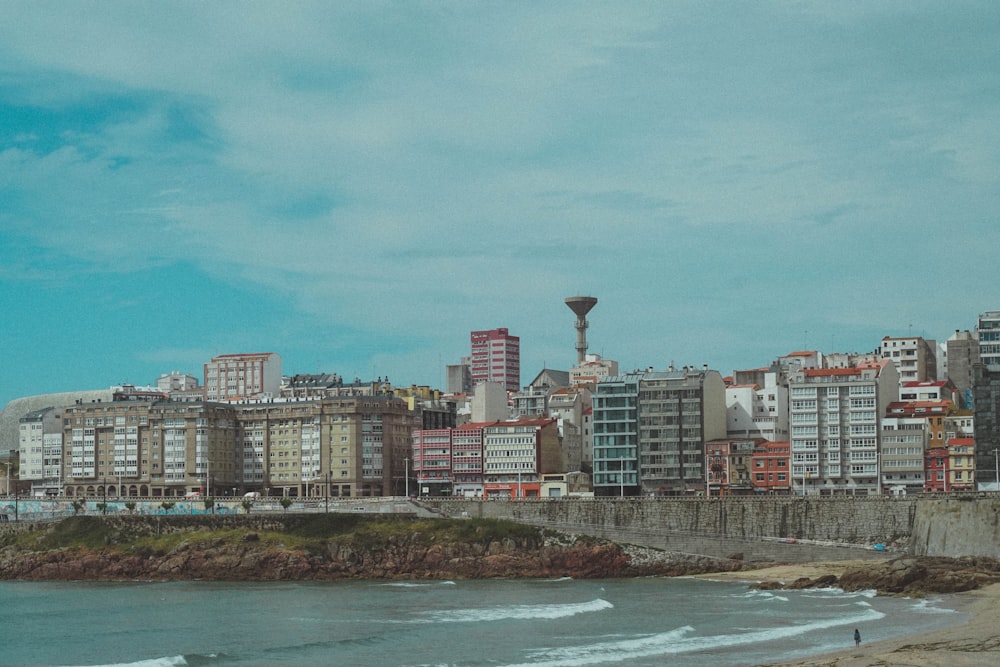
754 556 1000 596
0 518 744 582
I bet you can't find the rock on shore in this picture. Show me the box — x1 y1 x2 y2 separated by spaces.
0 515 742 582
753 556 1000 596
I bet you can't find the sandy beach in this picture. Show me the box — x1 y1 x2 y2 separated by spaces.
701 562 1000 666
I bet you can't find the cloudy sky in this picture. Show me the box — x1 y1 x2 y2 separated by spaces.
2 1 998 407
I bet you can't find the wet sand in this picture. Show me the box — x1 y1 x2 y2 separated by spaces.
701 562 1000 666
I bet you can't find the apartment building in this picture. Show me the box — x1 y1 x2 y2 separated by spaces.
726 370 789 442
977 312 1000 371
925 446 949 492
546 386 593 473
482 418 560 498
569 354 619 387
879 416 928 495
411 417 563 498
204 352 282 401
451 422 487 497
750 440 791 494
880 336 938 384
50 393 415 499
786 360 899 496
411 427 453 496
592 367 727 497
592 373 641 496
884 400 953 450
18 408 63 497
704 438 760 496
948 437 975 491
945 330 979 402
470 328 520 392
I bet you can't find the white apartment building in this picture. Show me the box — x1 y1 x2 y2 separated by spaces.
880 416 928 495
18 407 64 497
880 336 937 384
787 360 899 496
726 371 789 442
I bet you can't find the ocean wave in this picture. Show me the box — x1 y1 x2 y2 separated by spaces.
911 597 959 614
498 606 886 666
421 598 613 623
57 656 190 667
742 589 789 602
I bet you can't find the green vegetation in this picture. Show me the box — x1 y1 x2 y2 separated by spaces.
1 515 559 557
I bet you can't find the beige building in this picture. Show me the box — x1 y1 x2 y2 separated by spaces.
204 352 282 401
56 394 416 499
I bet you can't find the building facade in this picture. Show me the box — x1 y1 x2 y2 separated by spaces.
726 371 789 442
977 312 1000 371
750 440 791 494
879 416 928 495
787 360 899 496
880 336 938 384
49 394 415 499
470 328 520 392
204 352 282 401
592 367 727 497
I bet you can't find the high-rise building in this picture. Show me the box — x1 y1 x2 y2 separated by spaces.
204 352 282 401
977 312 1000 371
591 366 727 497
786 360 899 496
469 328 520 392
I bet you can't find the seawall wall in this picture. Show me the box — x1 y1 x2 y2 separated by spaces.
422 497 916 563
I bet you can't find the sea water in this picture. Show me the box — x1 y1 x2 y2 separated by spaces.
0 577 965 667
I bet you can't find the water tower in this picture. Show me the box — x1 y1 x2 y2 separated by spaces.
565 296 598 365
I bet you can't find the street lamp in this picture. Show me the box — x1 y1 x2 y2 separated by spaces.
993 448 1000 492
620 456 625 497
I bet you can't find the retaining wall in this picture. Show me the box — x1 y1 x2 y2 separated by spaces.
423 497 917 563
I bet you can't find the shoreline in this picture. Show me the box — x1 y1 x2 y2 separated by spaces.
700 562 1000 666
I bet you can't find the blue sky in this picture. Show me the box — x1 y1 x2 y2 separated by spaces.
2 2 999 407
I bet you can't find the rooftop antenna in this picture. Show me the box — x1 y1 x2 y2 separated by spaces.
565 296 598 366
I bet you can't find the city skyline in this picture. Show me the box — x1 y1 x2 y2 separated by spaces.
3 3 999 409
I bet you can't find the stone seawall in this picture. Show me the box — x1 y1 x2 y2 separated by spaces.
423 497 918 563
911 496 1000 558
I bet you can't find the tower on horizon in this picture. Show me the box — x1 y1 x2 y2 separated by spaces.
470 328 520 392
565 296 598 366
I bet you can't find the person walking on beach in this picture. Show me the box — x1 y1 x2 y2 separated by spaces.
854 628 861 647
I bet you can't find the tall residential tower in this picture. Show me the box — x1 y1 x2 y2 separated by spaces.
470 328 520 392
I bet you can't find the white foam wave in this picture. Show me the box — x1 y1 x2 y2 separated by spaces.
743 589 788 602
382 582 433 588
911 597 959 614
498 606 886 666
57 657 188 667
423 598 613 623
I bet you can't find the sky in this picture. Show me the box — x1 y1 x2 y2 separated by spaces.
2 1 999 408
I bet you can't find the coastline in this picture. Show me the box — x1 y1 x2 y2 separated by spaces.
701 562 1000 666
